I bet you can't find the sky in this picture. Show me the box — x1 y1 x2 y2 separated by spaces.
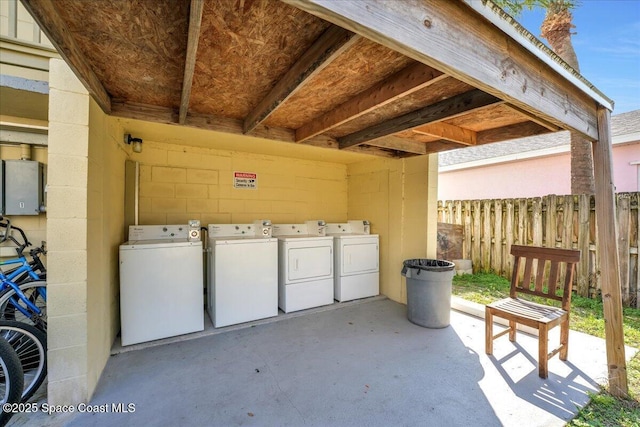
514 0 640 114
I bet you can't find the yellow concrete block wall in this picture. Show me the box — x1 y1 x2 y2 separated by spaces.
132 139 348 226
347 155 438 304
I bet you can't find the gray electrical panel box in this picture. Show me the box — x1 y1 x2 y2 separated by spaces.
4 160 44 216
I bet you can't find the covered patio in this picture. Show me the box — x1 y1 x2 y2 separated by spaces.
19 0 627 406
17 298 632 426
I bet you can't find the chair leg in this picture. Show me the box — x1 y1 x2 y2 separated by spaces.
560 316 569 361
508 320 516 342
485 307 493 355
538 324 549 378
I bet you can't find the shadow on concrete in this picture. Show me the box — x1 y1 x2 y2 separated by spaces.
61 299 499 427
14 298 621 426
488 342 601 421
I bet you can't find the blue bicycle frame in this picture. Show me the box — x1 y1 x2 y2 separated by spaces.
0 257 46 318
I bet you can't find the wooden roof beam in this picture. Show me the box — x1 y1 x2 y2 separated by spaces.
338 89 501 149
295 62 445 143
366 136 427 155
243 25 360 134
476 121 551 145
503 103 562 132
413 122 476 146
284 0 599 141
178 0 204 125
21 0 111 113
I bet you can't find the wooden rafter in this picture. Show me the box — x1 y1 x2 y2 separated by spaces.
243 26 360 134
366 136 427 155
284 0 599 140
477 121 551 145
295 62 445 143
338 89 501 149
413 121 476 146
503 103 562 131
21 0 111 113
178 0 204 125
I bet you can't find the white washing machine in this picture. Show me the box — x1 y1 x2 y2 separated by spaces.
207 220 278 328
119 221 204 346
272 220 334 313
326 220 379 302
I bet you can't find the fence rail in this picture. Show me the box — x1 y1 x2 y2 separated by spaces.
437 192 640 308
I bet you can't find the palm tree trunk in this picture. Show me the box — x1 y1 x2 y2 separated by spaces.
541 1 595 194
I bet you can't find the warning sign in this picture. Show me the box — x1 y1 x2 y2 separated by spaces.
233 171 257 189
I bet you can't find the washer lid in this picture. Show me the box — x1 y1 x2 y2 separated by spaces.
120 239 199 249
277 235 333 242
211 236 277 244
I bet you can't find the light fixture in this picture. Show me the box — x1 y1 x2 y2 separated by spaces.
124 133 143 153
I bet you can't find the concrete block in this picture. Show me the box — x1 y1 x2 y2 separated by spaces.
201 213 231 224
48 313 88 349
187 169 219 184
47 122 89 156
131 146 168 165
46 218 87 251
138 197 152 213
151 198 186 213
49 88 90 126
139 212 167 225
49 58 87 94
151 166 186 183
48 376 88 406
219 199 245 213
48 344 88 382
139 165 152 182
47 153 88 187
46 186 88 218
47 282 88 317
166 214 198 224
187 199 218 213
140 183 175 198
175 184 208 199
168 151 231 171
245 200 272 213
47 251 88 284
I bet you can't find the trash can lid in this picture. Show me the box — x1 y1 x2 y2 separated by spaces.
402 259 455 272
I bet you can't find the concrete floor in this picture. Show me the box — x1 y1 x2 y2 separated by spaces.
10 297 633 427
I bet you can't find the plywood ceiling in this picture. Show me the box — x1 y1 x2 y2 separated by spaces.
24 0 571 158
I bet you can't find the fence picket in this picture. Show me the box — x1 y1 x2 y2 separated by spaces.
618 194 631 306
438 192 639 307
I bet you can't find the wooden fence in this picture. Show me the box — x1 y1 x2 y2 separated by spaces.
437 192 640 308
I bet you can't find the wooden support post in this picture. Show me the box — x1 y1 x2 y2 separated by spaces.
593 106 628 397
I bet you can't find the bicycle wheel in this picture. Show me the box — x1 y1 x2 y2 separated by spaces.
0 281 47 332
0 336 23 426
0 321 46 403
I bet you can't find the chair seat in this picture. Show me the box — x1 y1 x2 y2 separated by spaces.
488 297 567 324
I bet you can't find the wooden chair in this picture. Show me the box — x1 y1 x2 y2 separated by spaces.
485 245 581 378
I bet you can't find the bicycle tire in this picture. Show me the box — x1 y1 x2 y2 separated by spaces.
0 336 23 426
0 321 46 403
0 281 47 332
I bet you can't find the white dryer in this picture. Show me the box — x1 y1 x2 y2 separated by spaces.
207 220 278 328
119 222 204 346
272 221 334 313
326 220 379 302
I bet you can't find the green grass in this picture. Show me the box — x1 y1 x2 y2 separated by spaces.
452 272 640 426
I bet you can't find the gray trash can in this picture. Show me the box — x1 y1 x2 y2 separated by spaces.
401 259 455 328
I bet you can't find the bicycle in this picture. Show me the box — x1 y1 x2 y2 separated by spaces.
0 218 47 331
0 335 23 426
0 321 46 403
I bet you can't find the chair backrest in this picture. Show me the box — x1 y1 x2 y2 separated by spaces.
510 245 581 310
